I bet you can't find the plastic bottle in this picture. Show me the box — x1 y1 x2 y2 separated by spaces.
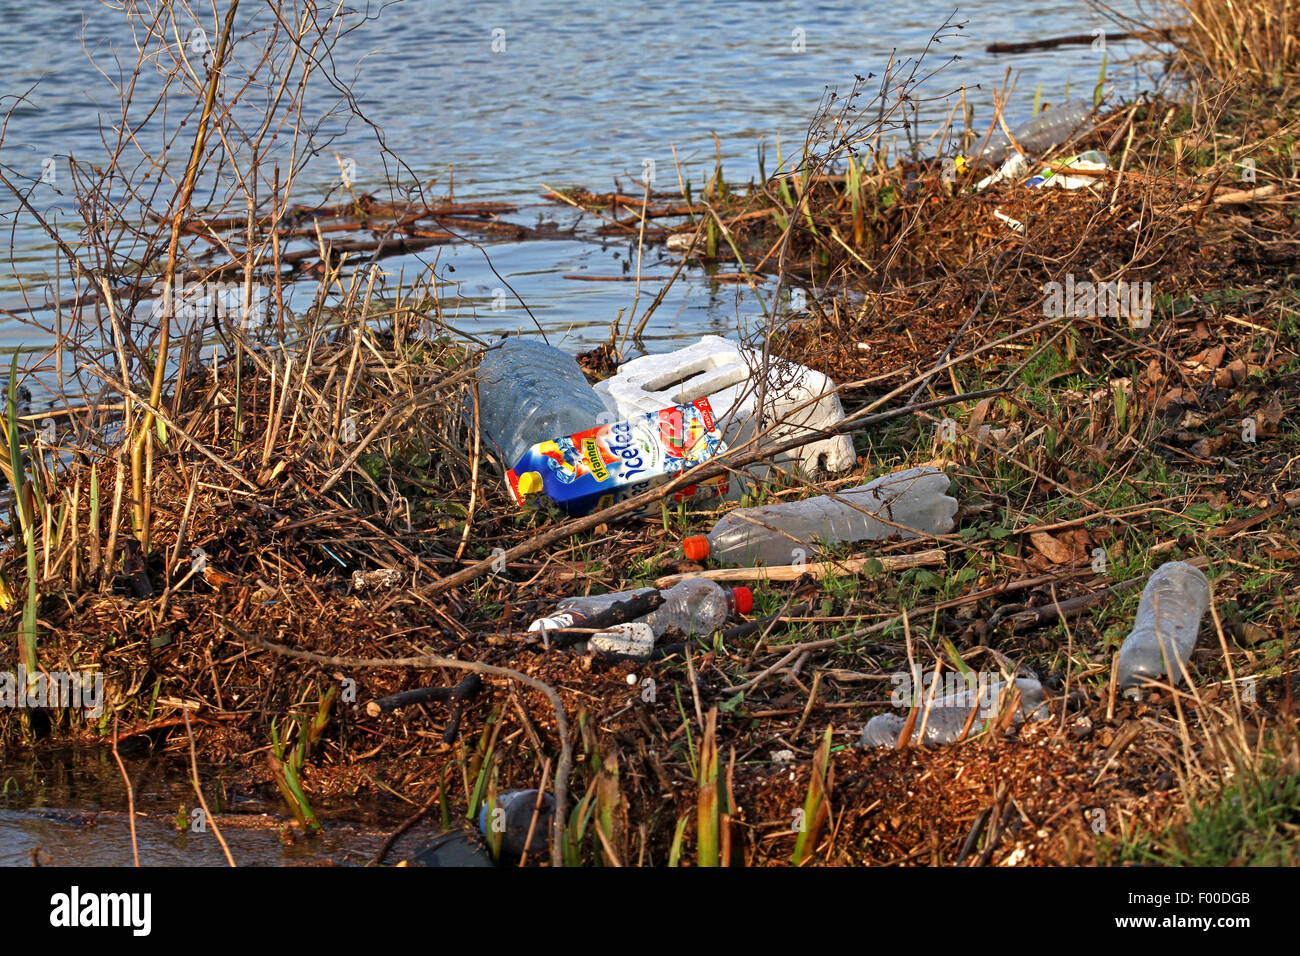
588 622 656 657
645 578 752 637
473 338 610 469
860 677 1050 747
528 579 752 639
1116 561 1211 694
683 466 957 566
411 829 494 867
529 586 659 634
969 101 1095 165
478 789 555 858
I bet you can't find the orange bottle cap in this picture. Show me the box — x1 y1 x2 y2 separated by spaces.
683 535 710 562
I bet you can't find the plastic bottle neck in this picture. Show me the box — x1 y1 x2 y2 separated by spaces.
728 586 753 615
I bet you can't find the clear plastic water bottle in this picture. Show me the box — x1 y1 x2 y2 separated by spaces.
1117 561 1211 694
682 466 957 566
860 677 1050 747
969 101 1094 164
528 579 751 639
473 338 610 469
646 578 752 637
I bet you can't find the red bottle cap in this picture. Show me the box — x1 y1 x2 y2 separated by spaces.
683 535 710 562
730 586 753 615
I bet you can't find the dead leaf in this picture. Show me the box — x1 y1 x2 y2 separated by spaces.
1030 531 1073 564
1185 344 1226 374
1264 547 1300 561
1256 393 1284 436
1059 528 1094 560
1213 358 1247 389
966 396 995 437
1229 622 1274 646
1155 387 1195 412
1059 468 1092 492
1139 357 1166 391
1190 434 1232 458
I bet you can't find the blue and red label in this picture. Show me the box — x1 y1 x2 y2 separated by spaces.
507 399 729 516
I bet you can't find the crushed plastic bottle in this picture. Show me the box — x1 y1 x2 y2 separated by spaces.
473 338 610 470
557 589 658 615
1116 561 1211 694
528 579 752 642
682 466 957 566
860 677 1050 747
969 101 1095 165
588 622 656 657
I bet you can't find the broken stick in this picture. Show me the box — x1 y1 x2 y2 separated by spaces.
653 548 946 589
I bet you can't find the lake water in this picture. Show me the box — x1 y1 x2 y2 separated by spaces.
0 0 1150 865
0 749 429 866
0 0 1150 360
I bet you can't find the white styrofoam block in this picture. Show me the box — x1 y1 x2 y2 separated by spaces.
594 335 855 474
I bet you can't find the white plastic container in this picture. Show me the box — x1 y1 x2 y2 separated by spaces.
975 151 1030 191
1025 150 1111 190
594 336 855 476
